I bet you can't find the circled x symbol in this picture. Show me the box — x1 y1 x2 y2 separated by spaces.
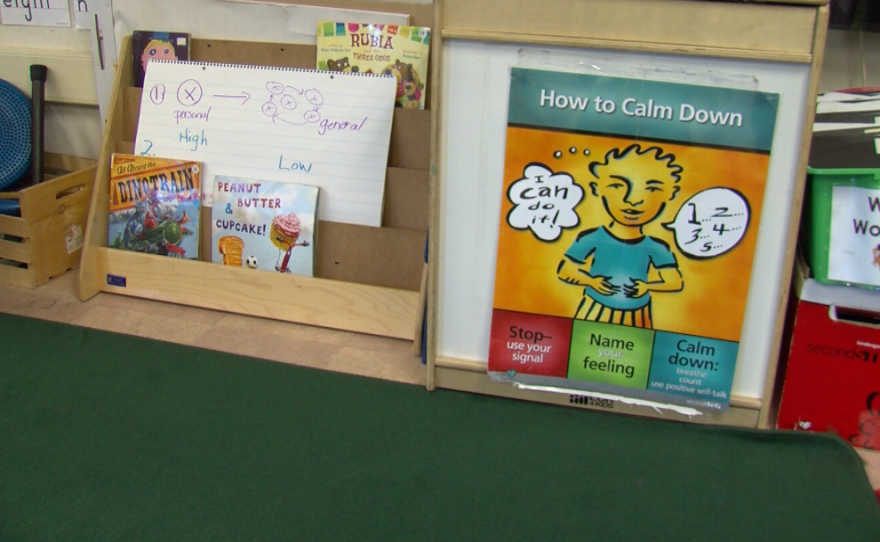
280 94 297 110
177 79 204 106
149 84 166 105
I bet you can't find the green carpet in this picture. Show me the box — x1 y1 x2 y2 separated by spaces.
1 313 878 541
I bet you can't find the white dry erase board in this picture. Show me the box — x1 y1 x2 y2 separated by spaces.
134 60 397 227
435 41 812 403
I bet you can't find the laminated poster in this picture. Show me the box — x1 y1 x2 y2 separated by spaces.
488 67 780 411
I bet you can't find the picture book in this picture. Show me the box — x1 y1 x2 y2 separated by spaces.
211 176 319 277
316 22 430 109
132 30 191 88
107 154 202 260
487 67 780 412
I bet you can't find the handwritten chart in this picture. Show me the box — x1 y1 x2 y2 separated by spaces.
134 60 397 227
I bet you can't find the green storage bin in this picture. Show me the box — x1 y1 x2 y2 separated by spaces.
805 166 880 288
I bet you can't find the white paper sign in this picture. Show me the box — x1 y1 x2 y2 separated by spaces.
73 0 116 124
72 0 94 29
828 184 880 287
0 0 71 26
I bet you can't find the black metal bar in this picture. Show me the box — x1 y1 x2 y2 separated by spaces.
29 64 48 187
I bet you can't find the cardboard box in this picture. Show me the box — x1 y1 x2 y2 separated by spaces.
776 258 880 449
0 154 96 288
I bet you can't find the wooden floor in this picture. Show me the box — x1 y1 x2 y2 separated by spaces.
0 271 427 387
2 271 879 494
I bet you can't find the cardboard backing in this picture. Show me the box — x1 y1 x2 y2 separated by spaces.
117 38 428 291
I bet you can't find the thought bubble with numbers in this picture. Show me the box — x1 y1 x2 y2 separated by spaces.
664 188 750 259
506 163 584 242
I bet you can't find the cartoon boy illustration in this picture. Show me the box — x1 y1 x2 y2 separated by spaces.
557 144 684 328
140 38 178 74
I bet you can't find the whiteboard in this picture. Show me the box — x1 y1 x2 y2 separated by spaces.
135 60 397 226
437 39 811 400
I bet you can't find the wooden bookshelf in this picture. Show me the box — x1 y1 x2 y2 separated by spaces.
79 2 433 340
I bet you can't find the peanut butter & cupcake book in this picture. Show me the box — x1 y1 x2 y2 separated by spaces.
211 176 319 277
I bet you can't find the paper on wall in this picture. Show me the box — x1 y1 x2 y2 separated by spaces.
217 0 409 44
72 0 117 125
0 0 71 26
285 5 408 43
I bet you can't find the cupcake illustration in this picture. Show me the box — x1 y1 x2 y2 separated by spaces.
271 212 310 273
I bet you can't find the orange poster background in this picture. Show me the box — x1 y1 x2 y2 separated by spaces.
492 127 771 343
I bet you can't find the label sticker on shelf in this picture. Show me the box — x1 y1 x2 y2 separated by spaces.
65 224 84 254
106 274 127 287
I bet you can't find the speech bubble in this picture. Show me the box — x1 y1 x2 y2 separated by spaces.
664 187 750 259
506 163 584 241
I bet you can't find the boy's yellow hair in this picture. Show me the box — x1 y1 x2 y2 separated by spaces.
589 143 682 184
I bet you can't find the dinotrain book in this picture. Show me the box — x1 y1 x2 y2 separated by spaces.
211 176 319 277
316 22 430 109
107 154 202 259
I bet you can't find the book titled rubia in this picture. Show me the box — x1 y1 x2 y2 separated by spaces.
317 22 431 110
107 153 202 259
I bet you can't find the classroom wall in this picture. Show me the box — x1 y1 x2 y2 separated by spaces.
820 29 880 93
0 0 430 159
2 10 876 161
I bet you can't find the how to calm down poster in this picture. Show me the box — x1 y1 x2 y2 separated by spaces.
488 67 779 411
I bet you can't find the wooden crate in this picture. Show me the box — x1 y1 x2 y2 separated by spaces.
0 154 96 288
78 2 432 340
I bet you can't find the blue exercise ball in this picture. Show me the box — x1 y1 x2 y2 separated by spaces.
0 78 31 192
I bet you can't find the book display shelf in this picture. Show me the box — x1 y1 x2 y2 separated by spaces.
78 1 433 341
427 0 830 428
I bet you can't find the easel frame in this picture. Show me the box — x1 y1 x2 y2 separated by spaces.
426 0 830 428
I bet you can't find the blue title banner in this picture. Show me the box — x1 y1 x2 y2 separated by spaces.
508 68 779 152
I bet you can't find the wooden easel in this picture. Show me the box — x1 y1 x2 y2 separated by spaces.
426 0 830 428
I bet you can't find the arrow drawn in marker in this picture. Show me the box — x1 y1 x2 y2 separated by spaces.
214 92 251 105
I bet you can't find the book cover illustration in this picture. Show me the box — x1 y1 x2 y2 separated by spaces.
316 22 430 109
132 30 191 88
107 154 201 259
488 67 780 411
212 176 319 277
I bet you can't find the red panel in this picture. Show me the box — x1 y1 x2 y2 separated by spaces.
778 300 880 449
488 310 573 378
